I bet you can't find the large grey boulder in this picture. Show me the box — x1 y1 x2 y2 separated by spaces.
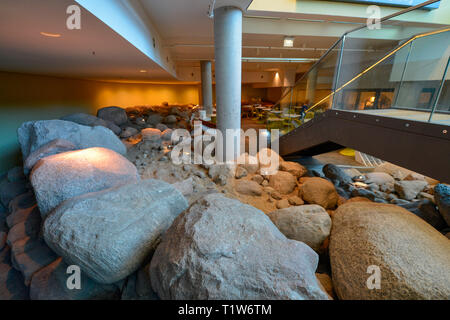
61 113 121 135
165 115 177 124
96 106 128 126
30 258 120 300
435 184 450 226
268 205 331 252
23 139 76 174
330 202 450 300
31 147 139 217
150 193 328 300
18 120 126 161
43 179 188 284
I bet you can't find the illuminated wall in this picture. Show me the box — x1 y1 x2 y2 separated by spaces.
0 71 200 173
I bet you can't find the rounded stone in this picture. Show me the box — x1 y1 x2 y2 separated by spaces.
330 202 450 300
149 193 329 300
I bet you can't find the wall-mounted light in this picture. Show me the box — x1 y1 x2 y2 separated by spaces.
274 72 280 82
140 70 147 73
40 32 61 38
283 36 295 48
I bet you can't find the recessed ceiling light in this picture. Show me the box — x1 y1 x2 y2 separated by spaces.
284 36 295 48
40 32 61 38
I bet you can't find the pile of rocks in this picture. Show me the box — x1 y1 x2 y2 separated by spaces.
0 103 449 300
0 105 330 300
1 104 196 299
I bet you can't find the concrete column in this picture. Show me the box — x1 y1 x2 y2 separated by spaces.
200 61 213 117
214 6 242 162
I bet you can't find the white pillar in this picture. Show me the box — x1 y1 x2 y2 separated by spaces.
200 61 213 118
214 6 242 162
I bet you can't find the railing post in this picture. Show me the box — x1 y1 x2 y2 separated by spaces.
428 55 450 123
332 35 345 110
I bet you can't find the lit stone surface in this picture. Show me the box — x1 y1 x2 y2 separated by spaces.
330 202 450 300
31 147 140 217
44 179 188 284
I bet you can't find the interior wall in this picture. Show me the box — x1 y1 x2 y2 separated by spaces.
241 85 267 103
266 87 283 103
0 71 200 173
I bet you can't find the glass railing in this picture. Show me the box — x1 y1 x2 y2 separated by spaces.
271 0 450 133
